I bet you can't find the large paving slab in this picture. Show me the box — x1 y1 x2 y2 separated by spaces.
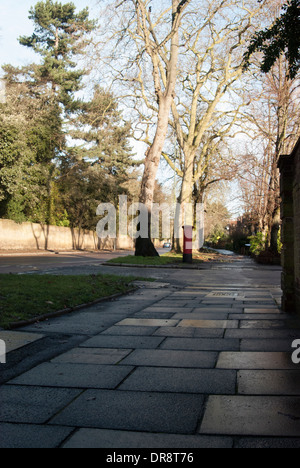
118 367 236 394
62 428 233 449
0 423 74 449
50 389 204 434
80 335 164 349
10 362 134 389
238 370 300 395
159 337 240 351
0 385 81 424
200 395 300 436
51 347 132 365
120 349 218 368
217 352 299 370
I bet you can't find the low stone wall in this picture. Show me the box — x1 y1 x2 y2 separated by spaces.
278 137 300 313
0 219 134 251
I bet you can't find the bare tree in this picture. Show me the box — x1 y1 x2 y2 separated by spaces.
98 0 192 255
237 55 300 251
118 0 268 249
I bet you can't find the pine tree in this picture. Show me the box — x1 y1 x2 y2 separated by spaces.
19 0 96 111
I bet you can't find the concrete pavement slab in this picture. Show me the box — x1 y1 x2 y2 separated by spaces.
80 335 164 349
120 349 218 368
62 428 233 449
51 347 132 365
225 329 300 339
0 385 81 423
9 362 134 389
217 352 298 370
118 367 236 394
49 389 205 434
160 337 240 351
101 325 159 335
234 437 300 449
0 423 74 449
238 370 300 395
199 395 300 436
240 338 292 351
153 326 224 338
178 319 239 329
116 318 179 327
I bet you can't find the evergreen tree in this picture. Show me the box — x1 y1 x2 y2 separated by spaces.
70 86 134 175
19 0 96 111
58 87 137 230
0 64 62 224
244 0 300 79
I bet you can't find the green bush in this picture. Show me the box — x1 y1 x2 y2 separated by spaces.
248 232 266 256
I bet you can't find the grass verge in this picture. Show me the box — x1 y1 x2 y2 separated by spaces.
107 252 186 266
0 273 145 329
107 250 230 266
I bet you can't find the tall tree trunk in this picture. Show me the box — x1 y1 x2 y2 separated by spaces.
136 101 172 256
135 0 185 256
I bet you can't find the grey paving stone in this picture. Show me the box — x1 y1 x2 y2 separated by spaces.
244 308 281 313
63 428 233 448
229 314 290 320
51 347 132 365
10 363 134 389
101 326 158 336
153 327 224 338
234 437 300 448
160 337 240 351
200 395 300 436
120 349 218 368
0 385 81 423
133 312 175 319
172 313 229 320
225 329 300 340
240 339 292 352
119 367 236 394
80 335 164 349
0 423 74 449
116 318 179 327
217 352 298 370
192 308 240 313
157 301 191 308
200 300 235 305
141 307 194 314
240 320 300 329
238 370 300 395
178 319 239 329
50 389 205 434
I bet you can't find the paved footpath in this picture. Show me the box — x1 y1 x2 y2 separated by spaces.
1 257 300 448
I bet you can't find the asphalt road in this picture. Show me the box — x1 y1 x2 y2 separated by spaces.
0 249 167 275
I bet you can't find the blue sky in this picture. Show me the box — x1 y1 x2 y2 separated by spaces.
0 0 99 70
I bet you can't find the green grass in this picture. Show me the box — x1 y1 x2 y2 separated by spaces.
0 273 144 329
107 252 204 266
107 249 232 266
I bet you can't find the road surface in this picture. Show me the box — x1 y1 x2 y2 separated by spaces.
0 249 167 275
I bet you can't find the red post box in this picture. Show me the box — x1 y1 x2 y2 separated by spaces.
183 225 193 263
